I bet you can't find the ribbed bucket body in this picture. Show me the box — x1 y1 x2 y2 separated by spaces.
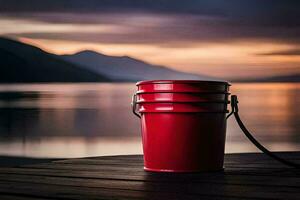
137 93 229 103
134 80 230 172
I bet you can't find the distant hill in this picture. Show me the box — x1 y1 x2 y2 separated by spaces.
61 50 212 81
235 74 300 82
0 37 110 83
261 74 300 82
0 37 217 83
1 37 299 83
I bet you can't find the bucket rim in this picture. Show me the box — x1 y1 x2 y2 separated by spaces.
139 110 229 113
136 100 230 104
136 91 231 94
136 80 231 86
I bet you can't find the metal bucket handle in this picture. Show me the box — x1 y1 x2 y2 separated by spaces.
132 94 141 118
227 95 300 169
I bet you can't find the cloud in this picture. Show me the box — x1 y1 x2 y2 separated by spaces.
2 13 300 48
0 0 300 47
1 0 300 26
257 49 300 56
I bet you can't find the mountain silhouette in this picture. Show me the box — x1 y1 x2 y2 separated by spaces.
0 37 110 82
234 73 300 82
2 37 297 83
263 74 300 82
62 50 212 81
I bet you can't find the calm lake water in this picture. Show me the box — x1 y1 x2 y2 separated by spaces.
0 83 299 158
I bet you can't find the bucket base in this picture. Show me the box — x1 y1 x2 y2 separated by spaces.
144 167 224 173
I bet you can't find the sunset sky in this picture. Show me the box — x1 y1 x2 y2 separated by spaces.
0 0 300 79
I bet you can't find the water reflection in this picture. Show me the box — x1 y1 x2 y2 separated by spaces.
0 83 299 158
0 137 142 158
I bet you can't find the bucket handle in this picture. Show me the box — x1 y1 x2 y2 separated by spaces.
131 94 141 118
227 95 300 169
132 92 300 168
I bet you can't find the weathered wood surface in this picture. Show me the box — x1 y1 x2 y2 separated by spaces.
0 152 300 199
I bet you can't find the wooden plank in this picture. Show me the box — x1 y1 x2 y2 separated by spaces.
0 167 300 188
26 161 277 170
1 153 300 199
20 162 298 178
53 157 289 166
53 158 293 170
53 152 300 166
0 195 51 200
18 166 296 180
0 180 152 200
54 158 145 166
0 173 299 199
0 180 242 200
92 152 300 161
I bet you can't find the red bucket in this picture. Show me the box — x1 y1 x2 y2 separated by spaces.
132 80 230 172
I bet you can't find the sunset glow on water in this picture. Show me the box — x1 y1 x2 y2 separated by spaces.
0 83 299 158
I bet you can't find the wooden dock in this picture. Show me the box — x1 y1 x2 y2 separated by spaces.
0 152 299 199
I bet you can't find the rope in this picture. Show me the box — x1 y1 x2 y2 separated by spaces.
229 95 300 169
